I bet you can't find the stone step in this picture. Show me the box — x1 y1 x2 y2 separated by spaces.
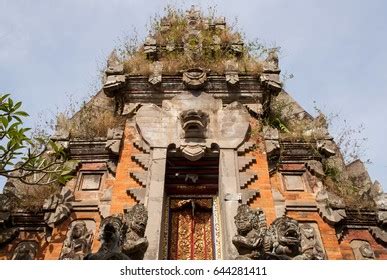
130 171 148 188
239 171 258 189
238 156 256 171
132 154 150 170
237 141 256 155
133 140 150 154
127 188 146 204
241 189 259 204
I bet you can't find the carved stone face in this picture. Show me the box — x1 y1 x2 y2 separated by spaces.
234 205 255 235
300 224 315 239
101 217 122 243
71 222 87 239
12 242 38 260
274 217 301 246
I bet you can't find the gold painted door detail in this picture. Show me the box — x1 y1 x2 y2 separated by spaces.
168 199 214 260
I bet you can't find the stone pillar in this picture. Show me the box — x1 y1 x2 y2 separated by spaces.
219 149 239 259
143 148 167 260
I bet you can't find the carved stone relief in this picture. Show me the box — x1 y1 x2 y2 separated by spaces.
299 223 325 260
11 241 38 260
182 69 207 89
232 205 267 259
60 220 95 260
316 189 346 225
233 205 326 260
135 91 250 150
122 204 149 259
84 215 129 260
84 204 148 260
350 240 375 260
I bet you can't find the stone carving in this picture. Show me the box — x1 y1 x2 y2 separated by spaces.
225 59 239 85
60 221 94 260
350 240 375 260
180 109 208 139
230 39 243 56
305 160 325 178
105 128 124 155
267 216 302 259
85 205 148 260
12 241 38 260
233 205 326 260
43 186 74 227
0 228 19 246
186 5 201 29
122 204 149 259
148 61 163 86
316 189 346 225
135 92 250 150
85 215 129 260
143 36 157 59
260 49 282 93
299 224 325 260
182 69 207 89
316 140 336 157
103 51 126 96
214 17 226 30
183 31 203 60
232 205 266 259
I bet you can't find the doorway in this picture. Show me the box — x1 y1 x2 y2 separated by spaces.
164 154 219 260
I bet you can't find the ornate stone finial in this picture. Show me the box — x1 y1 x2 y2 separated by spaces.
106 50 124 75
264 49 279 71
144 35 157 59
186 5 201 28
12 241 38 260
230 39 244 56
160 17 171 32
122 204 149 259
214 17 226 30
260 49 282 93
60 221 94 260
104 50 126 96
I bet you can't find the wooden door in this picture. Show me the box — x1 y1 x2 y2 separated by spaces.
168 198 214 260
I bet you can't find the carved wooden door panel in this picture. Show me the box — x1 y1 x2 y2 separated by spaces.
168 198 214 260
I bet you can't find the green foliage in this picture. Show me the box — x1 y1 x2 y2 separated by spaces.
0 93 74 186
265 97 290 133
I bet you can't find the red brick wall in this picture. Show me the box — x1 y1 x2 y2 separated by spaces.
339 229 387 260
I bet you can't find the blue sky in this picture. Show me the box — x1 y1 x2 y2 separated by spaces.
1 0 386 191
